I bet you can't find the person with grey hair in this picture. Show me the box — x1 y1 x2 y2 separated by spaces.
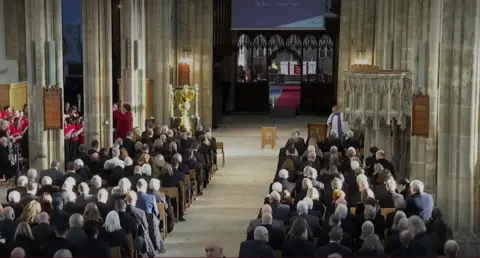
246 213 285 250
357 233 384 256
104 147 125 169
136 179 159 217
406 215 437 257
317 226 352 257
444 240 459 258
6 176 28 202
288 201 320 237
31 212 55 243
378 178 404 208
39 160 63 186
385 217 409 253
389 230 414 257
1 207 16 244
89 175 102 196
268 191 290 222
273 169 296 194
239 226 275 258
26 169 38 182
53 249 72 258
405 179 434 220
10 247 25 258
67 214 86 246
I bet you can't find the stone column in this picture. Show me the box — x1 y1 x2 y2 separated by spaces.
337 0 375 109
82 0 113 148
120 0 146 129
437 0 480 254
25 0 64 170
181 0 213 129
0 0 5 61
145 0 171 125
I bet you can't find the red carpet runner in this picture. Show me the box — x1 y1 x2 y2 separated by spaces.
275 85 301 109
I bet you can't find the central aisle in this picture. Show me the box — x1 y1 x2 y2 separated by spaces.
160 115 325 257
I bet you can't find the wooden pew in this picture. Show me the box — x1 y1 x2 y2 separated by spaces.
157 203 167 240
184 175 192 208
216 141 225 167
189 169 198 201
179 181 186 213
306 123 328 142
110 247 121 257
381 208 395 218
127 233 134 257
161 187 179 220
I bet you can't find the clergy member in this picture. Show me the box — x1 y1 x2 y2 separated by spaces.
327 106 350 139
113 103 133 139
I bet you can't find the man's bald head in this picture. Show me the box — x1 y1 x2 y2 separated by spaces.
205 243 223 258
444 240 459 258
10 247 25 258
261 204 272 214
3 207 14 220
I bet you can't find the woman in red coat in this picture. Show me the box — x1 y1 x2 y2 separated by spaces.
113 103 133 139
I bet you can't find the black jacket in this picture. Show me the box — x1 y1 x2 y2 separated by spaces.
239 240 275 258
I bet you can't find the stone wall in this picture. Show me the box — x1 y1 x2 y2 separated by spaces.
339 0 480 252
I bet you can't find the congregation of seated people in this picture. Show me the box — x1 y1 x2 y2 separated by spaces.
240 129 459 258
0 123 219 257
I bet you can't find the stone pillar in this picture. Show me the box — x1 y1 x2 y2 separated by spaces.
120 0 146 129
180 0 213 129
2 0 26 83
0 0 5 61
25 0 64 170
82 0 113 148
437 0 480 255
337 0 375 109
145 0 171 125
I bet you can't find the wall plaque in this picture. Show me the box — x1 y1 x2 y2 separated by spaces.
412 94 429 137
178 63 191 86
44 86 63 130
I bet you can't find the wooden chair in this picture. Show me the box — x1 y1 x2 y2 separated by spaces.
216 141 225 167
157 203 167 240
179 181 186 213
275 250 282 258
184 175 192 208
127 233 134 258
189 169 198 201
161 187 179 220
110 247 121 257
381 208 395 218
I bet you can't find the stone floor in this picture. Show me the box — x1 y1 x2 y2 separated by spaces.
159 114 326 257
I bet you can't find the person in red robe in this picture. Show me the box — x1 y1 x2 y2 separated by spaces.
9 117 22 143
113 103 133 139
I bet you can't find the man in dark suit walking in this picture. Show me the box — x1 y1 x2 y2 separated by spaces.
39 161 64 186
239 226 275 258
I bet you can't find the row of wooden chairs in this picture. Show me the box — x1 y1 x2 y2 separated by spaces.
110 233 134 257
156 142 225 240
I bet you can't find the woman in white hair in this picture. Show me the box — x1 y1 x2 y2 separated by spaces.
152 154 167 178
141 163 152 182
90 175 102 195
293 178 313 207
99 211 132 257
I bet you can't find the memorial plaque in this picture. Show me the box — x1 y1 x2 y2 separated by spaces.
412 94 429 137
178 63 191 86
44 86 63 130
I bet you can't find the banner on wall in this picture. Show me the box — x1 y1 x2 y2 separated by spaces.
232 0 326 30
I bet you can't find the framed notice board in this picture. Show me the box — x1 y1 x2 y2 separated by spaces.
44 86 63 130
412 94 429 137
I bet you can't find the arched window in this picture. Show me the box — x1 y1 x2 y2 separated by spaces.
237 34 251 82
318 35 334 83
252 35 268 81
302 35 318 82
